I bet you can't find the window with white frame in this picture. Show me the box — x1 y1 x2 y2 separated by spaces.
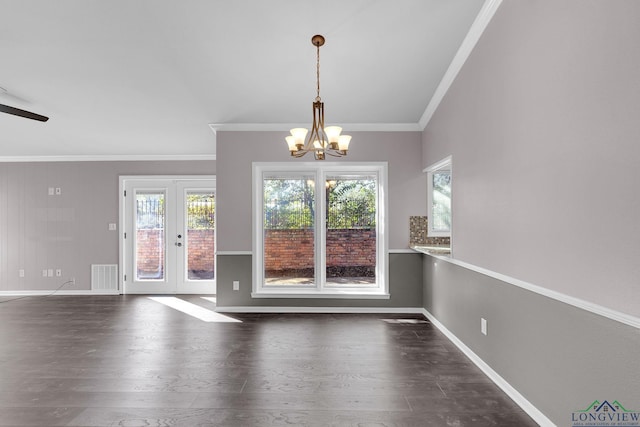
253 162 388 298
425 157 452 237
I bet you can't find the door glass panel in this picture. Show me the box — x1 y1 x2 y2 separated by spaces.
263 176 315 286
136 191 165 280
186 191 215 280
325 176 377 286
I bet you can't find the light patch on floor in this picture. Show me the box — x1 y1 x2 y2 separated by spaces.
148 297 241 323
200 296 217 304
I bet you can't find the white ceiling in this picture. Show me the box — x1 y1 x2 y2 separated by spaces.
0 0 486 159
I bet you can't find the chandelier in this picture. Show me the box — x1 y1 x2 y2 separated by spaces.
285 35 351 160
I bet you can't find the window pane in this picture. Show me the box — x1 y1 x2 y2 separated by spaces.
135 192 165 280
186 191 215 280
263 177 315 286
432 170 451 232
325 176 377 286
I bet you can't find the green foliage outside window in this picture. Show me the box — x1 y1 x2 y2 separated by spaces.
264 177 376 230
187 194 215 230
135 194 215 230
263 178 315 229
326 178 376 229
432 171 451 231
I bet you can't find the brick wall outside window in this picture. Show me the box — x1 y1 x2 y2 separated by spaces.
136 228 374 279
264 229 375 277
136 229 215 278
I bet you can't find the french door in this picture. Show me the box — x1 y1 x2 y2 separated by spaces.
120 177 216 294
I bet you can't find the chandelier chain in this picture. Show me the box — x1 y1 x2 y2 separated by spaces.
316 43 321 102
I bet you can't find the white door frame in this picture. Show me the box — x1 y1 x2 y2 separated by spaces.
119 175 216 294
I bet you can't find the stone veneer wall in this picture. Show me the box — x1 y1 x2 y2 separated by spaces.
409 216 429 245
409 215 450 246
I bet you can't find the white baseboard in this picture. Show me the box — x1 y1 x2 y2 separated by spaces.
421 308 555 427
0 290 119 297
215 306 424 314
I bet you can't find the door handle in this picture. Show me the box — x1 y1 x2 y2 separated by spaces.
176 242 182 247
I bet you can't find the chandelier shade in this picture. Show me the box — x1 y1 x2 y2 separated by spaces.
286 35 351 160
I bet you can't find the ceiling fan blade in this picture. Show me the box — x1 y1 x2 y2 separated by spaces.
0 103 49 122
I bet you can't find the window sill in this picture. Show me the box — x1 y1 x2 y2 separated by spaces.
251 291 390 300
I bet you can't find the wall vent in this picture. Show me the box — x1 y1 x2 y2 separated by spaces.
91 264 119 293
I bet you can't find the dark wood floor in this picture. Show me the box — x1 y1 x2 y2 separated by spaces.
0 295 538 426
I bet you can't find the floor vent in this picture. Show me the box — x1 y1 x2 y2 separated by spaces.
91 264 119 293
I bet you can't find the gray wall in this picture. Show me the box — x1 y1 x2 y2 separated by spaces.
0 160 215 291
217 131 425 252
218 253 423 309
215 130 426 308
423 253 640 426
422 0 640 318
420 1 640 424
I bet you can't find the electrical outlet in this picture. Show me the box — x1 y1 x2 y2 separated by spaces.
19 269 25 277
481 318 488 336
55 187 61 195
47 269 54 277
48 187 55 196
42 269 48 277
70 277 76 285
56 269 62 277
233 280 240 291
108 223 117 231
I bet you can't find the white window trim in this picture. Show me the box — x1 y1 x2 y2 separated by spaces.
252 162 389 299
424 156 452 238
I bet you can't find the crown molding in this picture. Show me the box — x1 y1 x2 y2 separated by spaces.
2 0 501 164
208 122 422 133
419 0 503 130
210 1 503 135
0 154 216 163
